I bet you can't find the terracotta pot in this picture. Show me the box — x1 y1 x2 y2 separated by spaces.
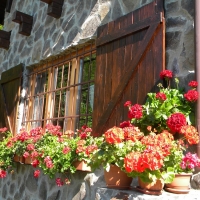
104 165 132 189
138 178 164 191
14 155 32 164
24 156 32 164
73 160 91 172
165 173 192 193
13 155 25 163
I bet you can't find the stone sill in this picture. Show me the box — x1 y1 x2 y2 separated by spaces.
96 187 199 200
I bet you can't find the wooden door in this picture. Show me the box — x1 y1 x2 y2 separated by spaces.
0 64 23 134
92 0 165 135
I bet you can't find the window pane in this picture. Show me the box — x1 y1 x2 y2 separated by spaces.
22 44 96 133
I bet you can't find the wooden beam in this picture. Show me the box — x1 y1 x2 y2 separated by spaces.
0 30 11 50
47 2 63 18
12 11 33 36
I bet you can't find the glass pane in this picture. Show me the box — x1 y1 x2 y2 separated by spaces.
77 54 96 128
34 71 48 95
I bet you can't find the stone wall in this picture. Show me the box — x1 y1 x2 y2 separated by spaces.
165 0 195 86
0 163 105 200
0 0 195 82
0 0 152 74
0 0 197 199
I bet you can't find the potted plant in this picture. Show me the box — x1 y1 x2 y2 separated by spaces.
123 70 200 194
0 128 14 178
90 124 144 189
123 128 176 193
33 124 79 180
164 125 200 193
74 125 102 171
125 70 197 135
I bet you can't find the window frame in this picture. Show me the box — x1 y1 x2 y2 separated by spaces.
22 43 96 132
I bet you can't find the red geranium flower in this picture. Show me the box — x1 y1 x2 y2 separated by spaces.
56 178 64 187
160 70 173 79
32 159 40 168
128 104 143 119
180 125 199 144
27 144 35 151
166 113 187 133
156 92 167 101
62 146 71 154
184 90 198 102
34 170 40 178
119 121 133 128
188 81 198 88
0 127 8 133
123 126 144 142
23 151 30 158
104 126 124 144
0 169 7 178
124 101 132 107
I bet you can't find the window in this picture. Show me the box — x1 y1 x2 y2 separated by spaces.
22 43 96 133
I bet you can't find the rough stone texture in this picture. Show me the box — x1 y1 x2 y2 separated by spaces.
0 163 104 200
164 0 195 77
96 188 199 200
191 172 200 189
0 0 154 73
0 0 199 199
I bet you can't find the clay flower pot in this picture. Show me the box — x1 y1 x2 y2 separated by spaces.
13 155 32 164
104 165 132 189
13 155 25 163
165 173 192 194
138 177 164 191
73 160 91 172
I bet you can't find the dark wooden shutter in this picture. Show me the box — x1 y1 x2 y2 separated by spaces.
0 64 23 134
93 0 165 135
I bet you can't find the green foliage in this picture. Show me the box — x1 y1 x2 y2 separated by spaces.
163 143 185 174
90 140 145 172
0 25 3 30
132 86 194 134
0 131 14 171
35 133 79 178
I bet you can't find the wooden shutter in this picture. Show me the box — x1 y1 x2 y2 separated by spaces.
92 0 165 135
0 64 23 134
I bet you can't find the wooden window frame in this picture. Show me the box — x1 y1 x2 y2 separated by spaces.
22 43 96 132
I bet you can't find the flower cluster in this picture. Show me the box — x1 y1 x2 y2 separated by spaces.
75 125 102 164
121 70 200 183
125 70 199 134
90 124 144 172
180 152 200 172
124 130 175 183
0 124 80 187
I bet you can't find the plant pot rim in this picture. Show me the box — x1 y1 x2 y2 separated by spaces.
175 173 193 175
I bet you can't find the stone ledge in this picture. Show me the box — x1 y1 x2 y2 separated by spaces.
96 187 199 200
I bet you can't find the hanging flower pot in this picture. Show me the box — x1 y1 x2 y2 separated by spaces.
137 178 164 195
104 165 132 189
73 160 91 172
165 173 192 194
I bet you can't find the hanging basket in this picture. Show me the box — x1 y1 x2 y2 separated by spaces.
165 173 192 194
104 165 132 189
